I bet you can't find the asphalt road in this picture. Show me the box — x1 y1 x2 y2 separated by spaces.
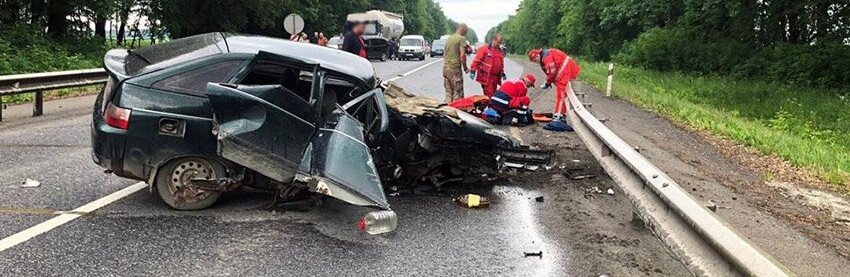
0 57 689 276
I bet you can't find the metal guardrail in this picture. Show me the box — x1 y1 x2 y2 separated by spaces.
0 68 108 121
566 89 792 276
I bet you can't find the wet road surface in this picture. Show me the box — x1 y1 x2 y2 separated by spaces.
0 57 689 276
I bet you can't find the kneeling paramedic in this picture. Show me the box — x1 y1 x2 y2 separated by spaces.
486 74 536 125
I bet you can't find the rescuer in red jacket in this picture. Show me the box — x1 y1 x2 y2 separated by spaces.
469 34 506 97
527 48 581 118
489 74 535 112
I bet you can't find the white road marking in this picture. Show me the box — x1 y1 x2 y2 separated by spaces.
0 181 147 252
384 58 443 83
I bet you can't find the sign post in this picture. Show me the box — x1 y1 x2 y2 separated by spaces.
283 13 305 37
606 63 614 97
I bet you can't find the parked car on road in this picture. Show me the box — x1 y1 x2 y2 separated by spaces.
398 35 426 61
91 32 549 234
326 35 342 49
430 39 445 57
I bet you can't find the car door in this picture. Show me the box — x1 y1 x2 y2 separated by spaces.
205 69 319 183
304 88 389 209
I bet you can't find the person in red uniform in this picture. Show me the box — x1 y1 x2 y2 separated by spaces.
469 34 506 97
527 48 581 118
489 74 535 113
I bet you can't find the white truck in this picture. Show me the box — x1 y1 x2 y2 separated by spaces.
346 10 404 40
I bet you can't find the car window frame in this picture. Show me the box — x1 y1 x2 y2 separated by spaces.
127 53 252 98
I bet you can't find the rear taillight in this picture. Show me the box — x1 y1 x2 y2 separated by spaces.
358 210 398 235
104 102 131 130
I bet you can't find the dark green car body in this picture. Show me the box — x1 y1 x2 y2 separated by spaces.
92 33 390 208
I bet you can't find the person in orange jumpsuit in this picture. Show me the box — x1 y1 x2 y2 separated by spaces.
527 48 581 118
469 35 506 97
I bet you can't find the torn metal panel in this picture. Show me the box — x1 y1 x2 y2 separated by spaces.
206 83 315 183
309 111 389 209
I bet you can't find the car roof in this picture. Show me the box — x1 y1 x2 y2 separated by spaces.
223 33 376 87
401 35 424 40
109 32 377 89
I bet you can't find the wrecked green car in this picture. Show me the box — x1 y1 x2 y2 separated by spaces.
92 32 550 234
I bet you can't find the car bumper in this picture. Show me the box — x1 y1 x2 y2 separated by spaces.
91 117 140 180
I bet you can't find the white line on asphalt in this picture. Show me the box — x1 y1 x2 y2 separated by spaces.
384 58 443 83
0 181 147 252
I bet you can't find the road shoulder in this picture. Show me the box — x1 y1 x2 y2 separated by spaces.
512 57 850 276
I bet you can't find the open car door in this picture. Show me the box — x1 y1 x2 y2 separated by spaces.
206 54 389 209
206 82 317 183
305 88 389 209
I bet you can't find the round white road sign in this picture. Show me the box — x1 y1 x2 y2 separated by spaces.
283 13 305 35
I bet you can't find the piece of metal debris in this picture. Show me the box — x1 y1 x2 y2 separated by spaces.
706 200 729 212
569 174 596 180
535 196 545 203
564 168 596 180
606 188 615 195
20 179 41 188
523 251 543 257
454 194 491 208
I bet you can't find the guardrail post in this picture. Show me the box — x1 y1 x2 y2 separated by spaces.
33 91 43 117
606 63 614 97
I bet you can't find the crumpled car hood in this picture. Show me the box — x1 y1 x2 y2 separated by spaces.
383 82 521 148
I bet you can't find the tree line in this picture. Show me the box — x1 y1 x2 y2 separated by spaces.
0 0 479 74
0 0 474 43
491 0 850 88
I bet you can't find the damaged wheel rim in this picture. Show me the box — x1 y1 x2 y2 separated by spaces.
169 159 217 203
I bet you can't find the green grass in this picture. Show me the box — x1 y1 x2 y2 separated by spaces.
577 59 850 187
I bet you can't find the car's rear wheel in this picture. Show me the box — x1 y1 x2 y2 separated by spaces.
156 157 224 210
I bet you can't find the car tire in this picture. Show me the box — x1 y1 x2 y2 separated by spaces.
419 55 425 61
380 52 388 62
156 156 224 210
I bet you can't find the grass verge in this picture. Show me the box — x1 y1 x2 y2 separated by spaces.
576 59 850 187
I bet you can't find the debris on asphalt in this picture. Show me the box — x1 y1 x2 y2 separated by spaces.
606 188 615 195
706 200 729 212
523 251 543 257
584 186 603 198
564 168 596 180
569 174 596 180
454 194 491 208
534 196 545 203
571 160 581 163
20 179 41 188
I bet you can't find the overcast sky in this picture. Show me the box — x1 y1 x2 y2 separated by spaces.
436 0 522 42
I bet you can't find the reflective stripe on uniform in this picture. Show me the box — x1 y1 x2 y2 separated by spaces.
490 96 509 105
